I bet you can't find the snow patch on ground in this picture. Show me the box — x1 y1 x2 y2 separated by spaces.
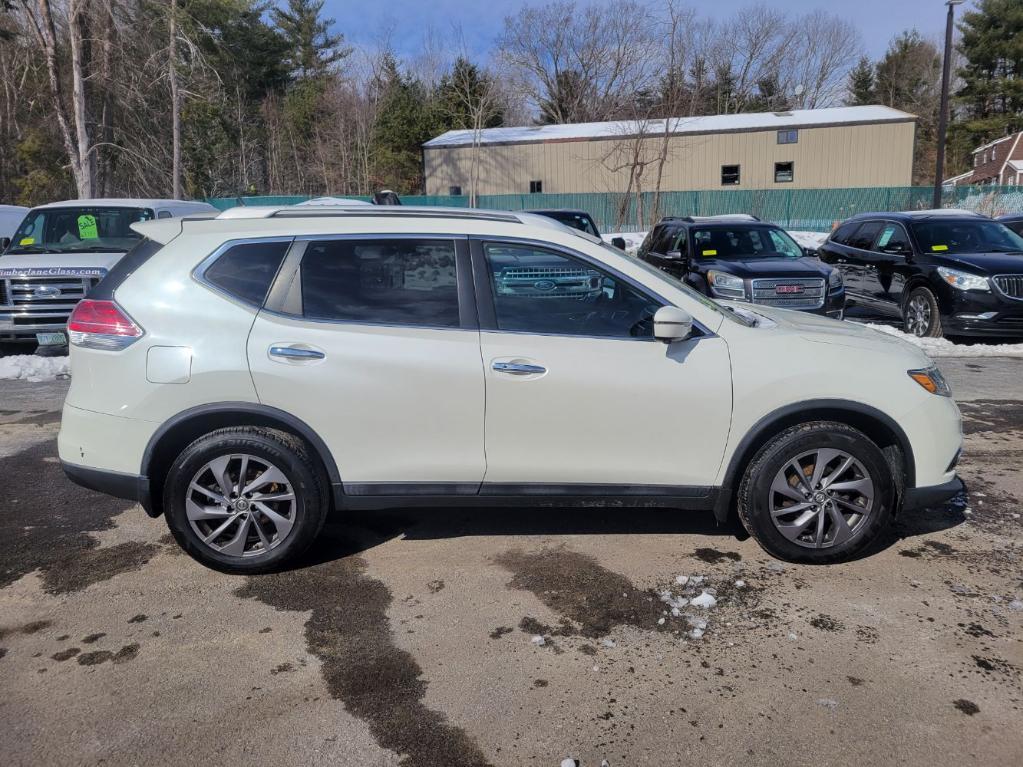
0 354 69 382
865 324 1023 358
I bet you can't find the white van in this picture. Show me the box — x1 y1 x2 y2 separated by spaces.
0 198 217 347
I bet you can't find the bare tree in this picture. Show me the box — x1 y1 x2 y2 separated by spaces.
169 0 181 198
784 11 862 109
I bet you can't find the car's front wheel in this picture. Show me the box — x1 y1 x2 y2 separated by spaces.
737 422 896 563
903 287 943 338
163 427 328 573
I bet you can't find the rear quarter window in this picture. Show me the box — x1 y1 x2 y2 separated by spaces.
203 241 290 307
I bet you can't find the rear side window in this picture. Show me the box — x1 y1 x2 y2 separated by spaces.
848 222 883 251
300 238 459 327
204 241 289 306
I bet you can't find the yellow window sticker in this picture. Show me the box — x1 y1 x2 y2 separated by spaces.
19 237 35 245
702 249 718 256
931 244 948 251
77 214 99 240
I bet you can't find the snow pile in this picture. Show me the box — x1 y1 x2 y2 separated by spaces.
787 230 829 250
865 324 1023 358
690 591 718 609
530 635 546 646
0 354 70 382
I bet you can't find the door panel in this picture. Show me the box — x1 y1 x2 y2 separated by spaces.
248 314 486 486
480 332 732 486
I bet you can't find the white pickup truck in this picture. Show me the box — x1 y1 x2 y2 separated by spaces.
0 198 216 348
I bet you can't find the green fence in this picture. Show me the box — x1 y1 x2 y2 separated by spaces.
206 185 1023 233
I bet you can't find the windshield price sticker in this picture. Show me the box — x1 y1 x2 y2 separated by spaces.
19 237 34 245
0 266 108 278
931 244 949 251
77 214 99 239
702 249 717 256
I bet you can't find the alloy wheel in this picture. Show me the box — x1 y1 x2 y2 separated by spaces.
768 448 874 549
905 296 932 336
186 454 297 558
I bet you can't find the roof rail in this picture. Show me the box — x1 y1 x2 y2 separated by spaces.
270 206 523 223
659 214 762 224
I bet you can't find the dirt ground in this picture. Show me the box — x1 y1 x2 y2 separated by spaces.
1 358 1021 767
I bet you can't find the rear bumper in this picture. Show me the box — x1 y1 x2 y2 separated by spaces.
61 460 156 517
903 477 964 511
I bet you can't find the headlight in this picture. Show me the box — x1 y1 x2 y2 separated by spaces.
707 270 745 299
937 266 989 292
828 270 843 289
908 367 952 396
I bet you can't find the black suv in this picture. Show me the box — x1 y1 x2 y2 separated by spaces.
997 213 1023 238
637 215 845 317
818 211 1023 338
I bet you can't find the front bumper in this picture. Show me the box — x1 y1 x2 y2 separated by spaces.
903 477 964 511
939 285 1023 337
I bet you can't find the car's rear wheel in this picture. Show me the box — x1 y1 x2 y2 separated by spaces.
163 427 328 573
903 287 943 338
737 421 896 563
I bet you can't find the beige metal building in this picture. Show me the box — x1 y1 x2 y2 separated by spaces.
423 106 916 196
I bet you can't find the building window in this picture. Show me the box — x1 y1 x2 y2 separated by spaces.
721 165 740 186
774 161 794 183
448 185 462 196
777 129 798 144
529 180 543 194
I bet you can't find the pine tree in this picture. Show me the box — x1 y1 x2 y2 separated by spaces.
271 0 350 79
846 56 876 105
954 0 1023 143
437 57 504 130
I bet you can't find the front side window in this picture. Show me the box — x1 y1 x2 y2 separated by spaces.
204 241 290 306
911 220 1023 255
691 227 802 259
300 238 459 327
774 161 794 183
721 165 741 186
8 206 155 254
484 242 661 338
874 224 912 254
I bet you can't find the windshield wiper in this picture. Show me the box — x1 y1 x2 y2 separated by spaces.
64 245 127 253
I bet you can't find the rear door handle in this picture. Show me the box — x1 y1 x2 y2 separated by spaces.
492 361 546 375
269 345 325 361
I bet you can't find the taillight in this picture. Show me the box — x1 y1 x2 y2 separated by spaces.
67 299 144 351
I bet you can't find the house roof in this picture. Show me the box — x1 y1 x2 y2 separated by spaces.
963 131 1023 184
424 105 916 149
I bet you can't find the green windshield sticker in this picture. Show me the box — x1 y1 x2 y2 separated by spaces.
876 228 894 248
19 237 34 245
77 214 98 240
931 244 948 252
702 249 718 256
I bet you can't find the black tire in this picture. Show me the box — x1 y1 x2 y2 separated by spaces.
163 426 328 574
737 421 896 564
902 286 943 338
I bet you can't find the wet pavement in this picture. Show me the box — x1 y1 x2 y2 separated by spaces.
1 363 1021 766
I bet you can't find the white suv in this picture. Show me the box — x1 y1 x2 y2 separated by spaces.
58 206 963 572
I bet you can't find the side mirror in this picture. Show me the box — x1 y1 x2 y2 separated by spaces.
653 306 694 344
665 249 683 260
802 246 818 258
0 236 9 252
611 236 626 250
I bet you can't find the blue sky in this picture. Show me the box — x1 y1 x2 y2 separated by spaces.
322 0 967 62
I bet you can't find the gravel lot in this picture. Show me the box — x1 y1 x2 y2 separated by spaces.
1 359 1021 767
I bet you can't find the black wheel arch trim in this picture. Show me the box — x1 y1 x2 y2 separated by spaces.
713 398 916 523
141 402 344 510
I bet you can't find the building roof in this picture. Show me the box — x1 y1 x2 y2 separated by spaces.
424 105 916 149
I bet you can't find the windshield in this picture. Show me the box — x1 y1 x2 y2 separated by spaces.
7 206 155 255
536 211 599 236
599 242 754 326
911 220 1023 254
692 226 803 259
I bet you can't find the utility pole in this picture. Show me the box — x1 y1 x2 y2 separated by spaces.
933 0 964 209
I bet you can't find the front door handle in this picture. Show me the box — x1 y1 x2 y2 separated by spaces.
492 361 546 375
269 345 325 361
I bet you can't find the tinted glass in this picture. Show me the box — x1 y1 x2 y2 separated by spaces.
692 227 802 259
205 241 289 306
301 238 459 326
848 222 884 250
911 220 1023 255
8 206 155 254
485 243 660 338
875 224 911 253
1003 219 1023 237
830 221 859 245
535 211 598 236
